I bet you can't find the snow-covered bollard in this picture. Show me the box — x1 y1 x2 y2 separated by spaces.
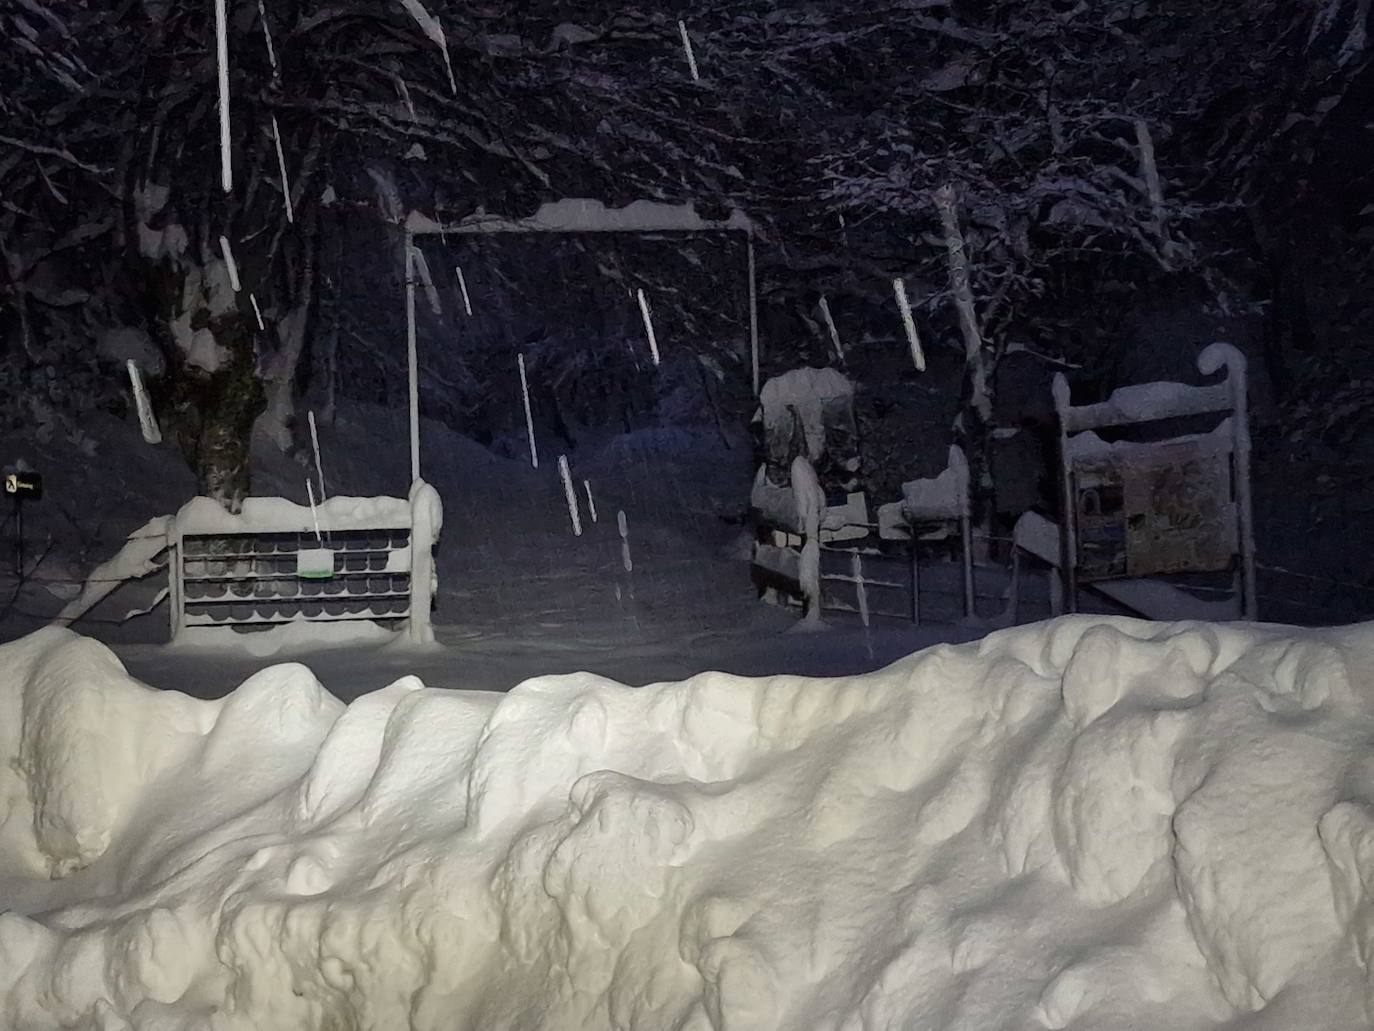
517 353 538 469
892 277 925 372
791 454 824 628
636 288 661 366
558 455 582 536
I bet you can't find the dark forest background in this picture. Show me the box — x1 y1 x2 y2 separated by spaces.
2 0 1371 574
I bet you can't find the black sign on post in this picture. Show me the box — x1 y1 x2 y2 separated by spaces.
5 469 40 576
4 471 42 501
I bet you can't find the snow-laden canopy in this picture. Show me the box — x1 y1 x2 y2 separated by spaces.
2 0 1370 503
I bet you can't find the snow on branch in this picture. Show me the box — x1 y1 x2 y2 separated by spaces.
395 0 458 95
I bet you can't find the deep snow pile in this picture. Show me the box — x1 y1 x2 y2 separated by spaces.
4 618 1374 1030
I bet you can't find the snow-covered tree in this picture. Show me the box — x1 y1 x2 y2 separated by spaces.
2 0 1369 511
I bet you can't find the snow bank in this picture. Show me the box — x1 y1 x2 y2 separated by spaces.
5 618 1374 1029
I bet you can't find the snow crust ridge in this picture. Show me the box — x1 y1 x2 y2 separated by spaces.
4 616 1374 1030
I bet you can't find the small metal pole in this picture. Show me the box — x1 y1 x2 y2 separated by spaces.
961 515 975 617
911 542 920 625
747 233 759 396
1052 374 1078 614
405 236 420 485
12 497 22 577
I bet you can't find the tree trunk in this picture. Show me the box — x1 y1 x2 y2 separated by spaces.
257 219 319 451
152 269 263 511
934 184 996 526
137 198 263 512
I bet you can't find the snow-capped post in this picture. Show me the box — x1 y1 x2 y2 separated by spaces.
583 479 598 523
748 233 759 395
636 288 661 366
678 20 700 81
308 409 326 500
618 509 633 572
819 295 844 364
517 352 538 468
219 235 241 292
250 293 265 330
892 278 925 371
215 0 231 193
406 238 420 483
270 115 294 224
256 0 277 75
791 455 824 628
455 265 472 315
126 360 162 445
558 455 582 536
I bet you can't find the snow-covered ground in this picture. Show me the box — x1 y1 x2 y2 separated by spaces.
2 402 988 698
4 395 1369 703
5 615 1374 1030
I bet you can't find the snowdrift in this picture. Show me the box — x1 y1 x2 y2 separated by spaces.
4 619 1374 1030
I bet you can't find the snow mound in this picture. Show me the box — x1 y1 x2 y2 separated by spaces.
4 617 1374 1029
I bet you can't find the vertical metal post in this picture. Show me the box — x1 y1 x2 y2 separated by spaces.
405 234 420 485
910 544 920 625
1233 383 1258 620
961 515 976 617
747 232 759 396
168 521 183 641
1201 343 1257 620
1052 373 1078 614
12 498 22 577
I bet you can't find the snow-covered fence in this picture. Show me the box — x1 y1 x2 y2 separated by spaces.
1051 342 1256 619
